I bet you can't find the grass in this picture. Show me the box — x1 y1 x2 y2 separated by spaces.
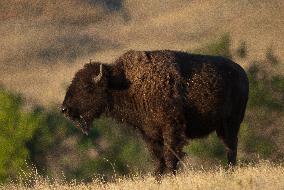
1 161 284 190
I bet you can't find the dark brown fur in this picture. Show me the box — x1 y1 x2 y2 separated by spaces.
62 50 249 176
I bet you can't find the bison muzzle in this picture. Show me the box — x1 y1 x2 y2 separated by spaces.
61 50 249 176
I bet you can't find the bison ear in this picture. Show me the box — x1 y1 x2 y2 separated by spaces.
93 64 103 84
107 64 130 90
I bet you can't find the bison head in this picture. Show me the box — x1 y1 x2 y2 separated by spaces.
61 62 108 135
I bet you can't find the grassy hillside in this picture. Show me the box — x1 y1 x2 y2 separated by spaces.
0 0 283 106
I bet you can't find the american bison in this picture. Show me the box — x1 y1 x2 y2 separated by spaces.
61 50 249 176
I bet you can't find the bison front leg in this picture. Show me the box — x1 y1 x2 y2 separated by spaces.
162 124 186 174
144 139 166 177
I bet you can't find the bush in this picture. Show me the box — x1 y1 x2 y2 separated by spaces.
236 41 248 58
247 63 284 110
192 33 231 59
238 123 275 160
266 46 280 65
27 110 150 182
184 133 226 164
0 87 150 182
0 88 40 182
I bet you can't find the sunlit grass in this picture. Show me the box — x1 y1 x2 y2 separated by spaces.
2 161 284 190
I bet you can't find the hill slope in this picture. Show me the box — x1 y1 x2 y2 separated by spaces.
0 0 283 106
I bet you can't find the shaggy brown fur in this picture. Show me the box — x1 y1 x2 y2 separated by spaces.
62 50 249 176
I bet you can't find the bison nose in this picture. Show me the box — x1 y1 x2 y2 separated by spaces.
61 106 68 113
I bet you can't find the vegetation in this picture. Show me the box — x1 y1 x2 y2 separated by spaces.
0 89 149 183
0 89 40 182
236 41 248 59
192 34 232 59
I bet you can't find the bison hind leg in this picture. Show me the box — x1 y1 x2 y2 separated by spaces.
216 120 240 166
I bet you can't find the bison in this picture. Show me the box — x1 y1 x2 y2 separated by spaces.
61 50 249 176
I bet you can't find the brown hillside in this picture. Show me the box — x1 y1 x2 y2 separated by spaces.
0 0 283 106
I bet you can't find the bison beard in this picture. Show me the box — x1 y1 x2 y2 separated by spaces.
76 116 89 135
61 50 249 178
60 111 89 135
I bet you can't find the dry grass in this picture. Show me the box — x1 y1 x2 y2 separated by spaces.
2 161 284 190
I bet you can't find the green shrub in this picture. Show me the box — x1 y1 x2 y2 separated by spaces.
192 34 231 59
83 118 150 178
266 46 280 65
0 87 149 182
236 41 248 58
239 123 275 159
247 63 284 110
0 89 40 182
27 111 149 181
185 134 226 164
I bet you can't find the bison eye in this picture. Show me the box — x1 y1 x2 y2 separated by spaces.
83 83 94 93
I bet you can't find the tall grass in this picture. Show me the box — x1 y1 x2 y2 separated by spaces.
1 161 284 190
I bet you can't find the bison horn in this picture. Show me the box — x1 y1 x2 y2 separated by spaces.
93 64 103 83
